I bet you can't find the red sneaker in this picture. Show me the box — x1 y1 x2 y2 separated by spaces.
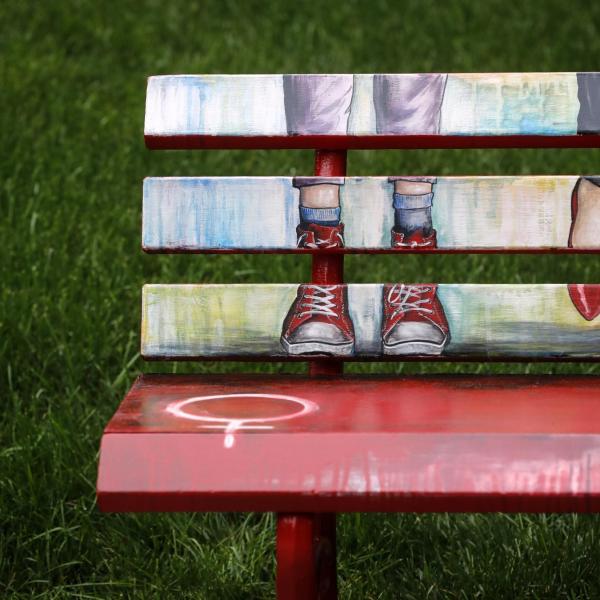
567 284 600 321
391 228 437 250
382 284 450 355
297 223 345 249
281 285 355 356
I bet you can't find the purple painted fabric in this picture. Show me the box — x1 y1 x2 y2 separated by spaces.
283 74 447 136
373 74 447 134
577 73 600 134
283 75 353 135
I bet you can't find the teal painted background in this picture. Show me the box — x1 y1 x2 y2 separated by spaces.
143 176 579 250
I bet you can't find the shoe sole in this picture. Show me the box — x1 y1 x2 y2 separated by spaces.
382 339 447 356
280 337 355 357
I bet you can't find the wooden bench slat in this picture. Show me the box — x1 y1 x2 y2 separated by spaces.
141 284 600 360
143 176 600 252
97 374 600 513
145 73 600 149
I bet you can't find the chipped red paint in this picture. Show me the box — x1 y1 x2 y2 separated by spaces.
97 374 600 513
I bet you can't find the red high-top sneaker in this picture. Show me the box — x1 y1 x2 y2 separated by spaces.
280 285 355 356
382 284 450 355
297 223 345 249
567 284 600 321
391 228 437 250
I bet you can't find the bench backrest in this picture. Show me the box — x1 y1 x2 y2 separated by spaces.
145 73 600 148
142 73 600 363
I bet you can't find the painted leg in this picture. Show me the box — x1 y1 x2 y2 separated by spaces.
373 73 447 134
577 73 600 134
568 177 600 248
283 75 353 135
389 178 437 249
374 73 446 247
281 177 354 357
276 514 337 600
294 179 345 249
567 178 600 320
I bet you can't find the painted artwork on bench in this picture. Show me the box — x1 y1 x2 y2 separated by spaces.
142 284 600 359
143 176 600 252
145 73 600 142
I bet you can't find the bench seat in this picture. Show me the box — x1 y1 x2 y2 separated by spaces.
98 374 600 513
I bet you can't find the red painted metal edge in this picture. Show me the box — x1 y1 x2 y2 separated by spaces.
97 432 600 513
142 247 600 255
145 134 600 151
141 355 600 363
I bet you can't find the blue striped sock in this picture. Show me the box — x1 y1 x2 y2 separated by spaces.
299 206 341 227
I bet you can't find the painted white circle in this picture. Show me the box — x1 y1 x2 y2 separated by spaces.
166 393 318 426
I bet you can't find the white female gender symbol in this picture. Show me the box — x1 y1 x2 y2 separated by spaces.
166 393 318 448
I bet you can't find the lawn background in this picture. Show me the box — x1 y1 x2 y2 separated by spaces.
3 0 600 597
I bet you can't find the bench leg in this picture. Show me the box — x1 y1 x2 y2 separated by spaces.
314 513 337 599
276 513 337 599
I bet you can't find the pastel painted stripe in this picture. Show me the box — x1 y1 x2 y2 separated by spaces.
142 176 600 251
145 73 600 139
141 284 600 359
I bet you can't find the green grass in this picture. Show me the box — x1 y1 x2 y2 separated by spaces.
3 0 600 597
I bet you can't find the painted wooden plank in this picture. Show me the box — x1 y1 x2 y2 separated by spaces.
97 374 600 512
141 284 600 360
143 176 600 252
144 73 600 149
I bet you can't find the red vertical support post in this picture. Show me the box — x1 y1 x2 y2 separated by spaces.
310 149 347 377
276 150 345 600
309 149 343 598
276 515 317 598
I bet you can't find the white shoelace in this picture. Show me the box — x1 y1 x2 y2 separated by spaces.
395 238 434 248
297 231 344 249
387 284 433 319
298 285 339 317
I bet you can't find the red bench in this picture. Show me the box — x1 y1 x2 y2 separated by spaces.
98 73 600 598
